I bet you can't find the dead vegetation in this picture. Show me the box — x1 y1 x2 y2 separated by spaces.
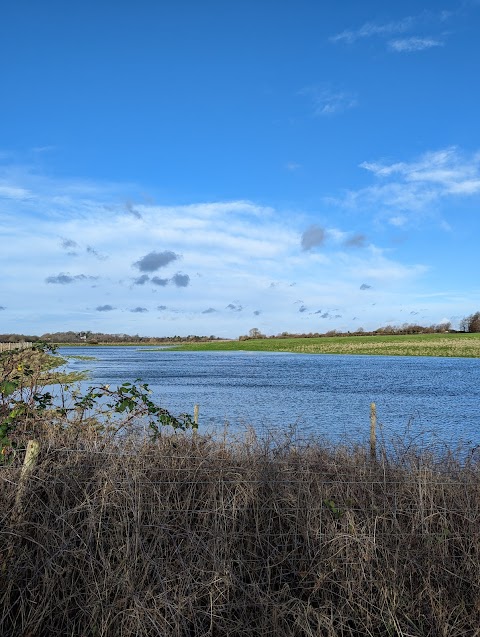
1 429 479 636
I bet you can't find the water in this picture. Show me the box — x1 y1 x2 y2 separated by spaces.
60 347 480 448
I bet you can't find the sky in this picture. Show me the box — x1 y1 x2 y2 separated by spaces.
1 0 480 338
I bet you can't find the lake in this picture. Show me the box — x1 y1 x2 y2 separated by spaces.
60 347 480 449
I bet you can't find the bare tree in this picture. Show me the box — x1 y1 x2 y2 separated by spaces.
459 312 480 332
248 328 265 339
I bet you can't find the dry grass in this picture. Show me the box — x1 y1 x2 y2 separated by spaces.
1 430 480 636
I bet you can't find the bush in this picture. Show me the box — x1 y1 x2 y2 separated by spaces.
0 344 195 460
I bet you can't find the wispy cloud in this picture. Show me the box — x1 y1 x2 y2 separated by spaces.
86 245 108 260
46 273 98 285
0 185 32 199
334 147 480 226
125 200 142 219
301 86 357 116
130 307 148 313
330 16 414 44
388 37 444 52
330 11 450 52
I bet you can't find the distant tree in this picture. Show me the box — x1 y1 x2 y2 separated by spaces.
248 328 265 339
437 321 451 332
460 312 480 333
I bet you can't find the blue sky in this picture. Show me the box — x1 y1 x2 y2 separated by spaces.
1 0 480 337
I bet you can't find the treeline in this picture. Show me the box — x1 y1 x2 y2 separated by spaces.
0 331 223 344
241 322 454 340
459 311 480 333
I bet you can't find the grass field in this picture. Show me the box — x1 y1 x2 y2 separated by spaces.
165 332 480 358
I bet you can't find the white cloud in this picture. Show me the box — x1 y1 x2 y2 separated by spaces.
389 215 408 227
360 148 480 194
335 147 480 226
0 162 465 335
330 16 414 44
330 11 451 51
0 185 32 199
388 37 444 52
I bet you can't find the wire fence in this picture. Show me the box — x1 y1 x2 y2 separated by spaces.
0 341 33 353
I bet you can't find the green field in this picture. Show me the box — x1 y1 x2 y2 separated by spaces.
165 332 480 358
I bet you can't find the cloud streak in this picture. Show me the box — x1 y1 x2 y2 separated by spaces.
388 37 444 52
301 86 357 116
330 11 450 52
46 273 98 285
125 200 142 219
330 16 414 44
87 245 108 260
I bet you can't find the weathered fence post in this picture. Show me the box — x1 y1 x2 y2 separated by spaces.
194 404 199 427
3 440 41 571
370 403 377 461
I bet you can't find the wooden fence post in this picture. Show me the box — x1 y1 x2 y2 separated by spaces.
370 403 377 461
3 440 41 571
194 404 199 427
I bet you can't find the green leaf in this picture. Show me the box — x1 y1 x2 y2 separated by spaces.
0 380 18 397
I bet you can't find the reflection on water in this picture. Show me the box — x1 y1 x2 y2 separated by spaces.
60 347 480 447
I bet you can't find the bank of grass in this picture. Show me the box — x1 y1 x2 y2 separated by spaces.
1 428 479 636
167 332 480 358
